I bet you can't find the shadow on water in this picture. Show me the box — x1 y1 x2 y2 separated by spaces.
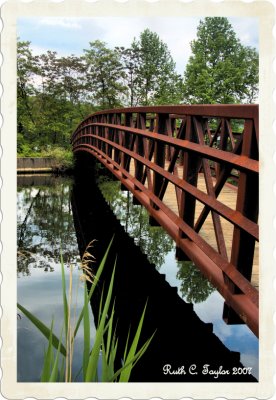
71 154 257 382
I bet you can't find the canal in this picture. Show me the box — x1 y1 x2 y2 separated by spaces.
17 167 259 382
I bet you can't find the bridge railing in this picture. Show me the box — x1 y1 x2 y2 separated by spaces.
71 105 259 336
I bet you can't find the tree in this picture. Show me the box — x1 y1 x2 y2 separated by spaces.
183 17 259 104
17 40 40 152
115 46 141 107
17 40 90 154
131 29 183 105
35 51 89 145
84 40 127 109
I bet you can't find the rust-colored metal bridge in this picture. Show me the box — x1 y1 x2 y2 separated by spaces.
71 105 259 337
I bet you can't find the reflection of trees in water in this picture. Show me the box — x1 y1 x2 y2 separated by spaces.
17 177 80 276
98 178 173 269
99 177 215 301
17 173 216 303
177 261 215 303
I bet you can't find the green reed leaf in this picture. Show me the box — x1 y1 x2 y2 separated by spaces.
85 263 116 382
119 301 151 382
60 249 68 341
41 319 54 382
82 281 90 378
73 236 114 338
49 327 64 382
17 303 66 357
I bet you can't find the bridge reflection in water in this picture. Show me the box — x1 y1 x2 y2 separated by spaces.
71 159 257 382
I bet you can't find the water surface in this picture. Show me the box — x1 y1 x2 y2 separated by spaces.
17 173 258 382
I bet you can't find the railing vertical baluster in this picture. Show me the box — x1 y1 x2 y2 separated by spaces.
216 118 228 178
113 113 121 166
122 112 134 175
107 114 113 159
134 113 146 189
148 113 168 225
153 113 168 203
101 114 108 155
165 116 173 161
176 115 200 260
100 115 105 153
93 116 98 150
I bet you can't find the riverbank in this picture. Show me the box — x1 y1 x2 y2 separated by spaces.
17 157 73 174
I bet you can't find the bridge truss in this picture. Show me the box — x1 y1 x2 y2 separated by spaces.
71 105 259 337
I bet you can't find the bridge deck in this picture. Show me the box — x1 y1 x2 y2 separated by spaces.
130 160 259 290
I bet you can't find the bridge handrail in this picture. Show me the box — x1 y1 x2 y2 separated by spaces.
71 104 259 336
72 122 258 174
72 104 258 134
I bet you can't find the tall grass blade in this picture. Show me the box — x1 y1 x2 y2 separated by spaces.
85 263 116 382
127 331 156 371
60 356 65 382
108 335 118 381
105 327 119 381
41 319 54 382
73 236 114 338
17 303 66 357
105 303 116 359
82 281 90 378
101 342 108 382
112 330 155 382
101 304 116 381
60 250 68 340
49 330 64 382
119 302 150 382
123 329 131 363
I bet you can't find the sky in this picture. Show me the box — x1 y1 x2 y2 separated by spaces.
17 16 259 74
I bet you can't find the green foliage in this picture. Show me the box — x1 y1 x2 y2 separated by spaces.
183 17 259 104
17 40 92 155
43 147 75 170
84 40 127 109
98 178 174 269
131 29 183 105
17 239 154 382
17 145 74 170
176 260 215 303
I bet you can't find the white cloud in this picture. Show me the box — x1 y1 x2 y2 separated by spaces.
85 17 199 74
39 17 82 30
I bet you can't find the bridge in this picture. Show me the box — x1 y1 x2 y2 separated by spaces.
71 104 259 337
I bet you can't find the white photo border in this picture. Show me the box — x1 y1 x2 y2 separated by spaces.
1 0 275 398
